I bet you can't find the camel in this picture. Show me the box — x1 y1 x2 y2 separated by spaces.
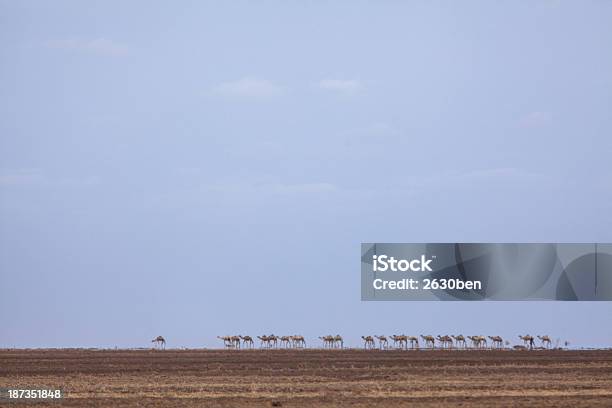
279 335 292 348
467 335 478 348
291 335 306 349
390 335 407 350
537 335 552 349
268 334 278 348
519 335 534 349
420 335 435 349
333 335 344 349
437 335 453 349
362 336 375 350
240 335 254 349
478 336 487 348
151 336 166 350
407 336 419 349
468 335 487 349
488 336 503 349
390 335 400 349
231 335 241 349
477 336 487 349
375 335 389 350
218 336 234 349
257 335 271 349
452 335 467 349
319 335 334 349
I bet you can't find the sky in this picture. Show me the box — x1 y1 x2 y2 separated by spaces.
1 1 611 348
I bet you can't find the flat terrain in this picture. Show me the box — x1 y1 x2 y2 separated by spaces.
1 348 612 407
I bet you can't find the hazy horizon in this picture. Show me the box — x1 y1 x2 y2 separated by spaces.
1 1 612 349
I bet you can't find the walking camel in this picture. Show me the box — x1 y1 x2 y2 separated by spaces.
240 335 254 349
519 335 535 349
319 335 334 349
362 336 375 350
375 335 389 350
333 335 344 349
488 336 503 349
479 336 488 349
268 334 279 348
420 335 435 349
231 335 241 349
151 336 166 350
291 335 306 348
391 334 408 349
468 336 478 348
218 336 233 349
468 335 487 349
537 335 552 349
452 335 467 349
437 335 453 349
406 336 419 349
257 335 271 349
279 335 292 348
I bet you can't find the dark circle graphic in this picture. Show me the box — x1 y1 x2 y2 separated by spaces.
429 243 558 300
556 253 612 300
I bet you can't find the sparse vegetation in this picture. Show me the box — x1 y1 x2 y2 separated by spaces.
1 348 611 407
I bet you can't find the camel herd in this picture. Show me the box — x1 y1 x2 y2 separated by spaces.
360 334 553 350
319 335 344 348
150 334 556 350
217 335 306 349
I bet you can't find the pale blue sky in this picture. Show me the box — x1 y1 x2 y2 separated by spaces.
1 1 611 348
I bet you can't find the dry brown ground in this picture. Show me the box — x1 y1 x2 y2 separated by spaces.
1 348 612 407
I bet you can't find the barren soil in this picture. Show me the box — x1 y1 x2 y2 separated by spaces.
1 348 612 407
